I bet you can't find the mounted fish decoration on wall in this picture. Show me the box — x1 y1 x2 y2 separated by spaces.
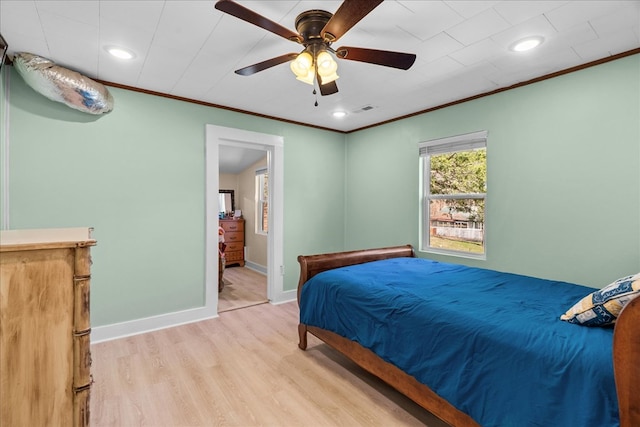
13 52 114 114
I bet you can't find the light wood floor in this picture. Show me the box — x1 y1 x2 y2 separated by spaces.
90 301 449 427
218 266 267 313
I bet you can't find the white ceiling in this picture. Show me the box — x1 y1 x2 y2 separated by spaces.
1 1 639 133
218 144 266 174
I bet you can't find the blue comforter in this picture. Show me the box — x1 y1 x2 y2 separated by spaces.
299 257 618 427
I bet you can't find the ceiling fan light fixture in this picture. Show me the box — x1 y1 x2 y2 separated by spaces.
296 70 315 85
290 51 313 77
317 50 339 84
316 51 336 71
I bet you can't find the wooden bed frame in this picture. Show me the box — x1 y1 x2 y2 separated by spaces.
296 245 640 427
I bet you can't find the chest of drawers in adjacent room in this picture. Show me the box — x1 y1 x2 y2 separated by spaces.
220 218 245 267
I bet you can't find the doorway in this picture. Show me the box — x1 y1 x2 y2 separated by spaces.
218 145 268 312
205 125 284 316
218 265 267 312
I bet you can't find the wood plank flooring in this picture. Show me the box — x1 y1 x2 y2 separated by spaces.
218 266 267 313
90 301 449 426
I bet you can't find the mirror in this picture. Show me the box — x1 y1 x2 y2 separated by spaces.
219 189 234 216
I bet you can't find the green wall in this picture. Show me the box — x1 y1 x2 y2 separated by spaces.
3 54 638 328
346 54 640 288
2 68 345 326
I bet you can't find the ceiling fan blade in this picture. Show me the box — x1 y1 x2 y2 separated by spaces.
316 70 339 96
235 53 298 76
318 80 339 96
336 46 416 70
215 0 301 43
321 0 384 42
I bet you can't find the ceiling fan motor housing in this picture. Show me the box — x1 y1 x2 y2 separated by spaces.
295 10 334 45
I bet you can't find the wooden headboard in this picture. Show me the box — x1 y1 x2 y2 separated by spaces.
296 244 415 303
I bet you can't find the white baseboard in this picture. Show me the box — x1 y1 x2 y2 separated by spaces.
91 305 218 344
271 289 297 305
91 289 297 343
244 260 267 275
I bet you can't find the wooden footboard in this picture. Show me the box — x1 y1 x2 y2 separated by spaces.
296 245 640 427
297 323 479 427
614 295 640 427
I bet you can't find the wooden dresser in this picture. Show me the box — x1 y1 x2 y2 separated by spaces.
220 218 245 267
0 227 96 427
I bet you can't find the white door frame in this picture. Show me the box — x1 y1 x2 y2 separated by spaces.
205 125 284 314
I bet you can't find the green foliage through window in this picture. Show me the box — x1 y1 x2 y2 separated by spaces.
430 149 486 223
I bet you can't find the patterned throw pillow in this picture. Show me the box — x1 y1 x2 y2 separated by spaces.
561 273 640 326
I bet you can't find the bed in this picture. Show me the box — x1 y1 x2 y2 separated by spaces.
297 245 639 427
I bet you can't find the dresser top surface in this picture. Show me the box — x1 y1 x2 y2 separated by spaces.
0 227 96 251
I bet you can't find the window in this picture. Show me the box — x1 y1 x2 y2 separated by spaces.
256 168 268 234
419 131 487 258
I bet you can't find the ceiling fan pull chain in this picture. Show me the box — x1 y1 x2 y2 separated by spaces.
313 89 318 107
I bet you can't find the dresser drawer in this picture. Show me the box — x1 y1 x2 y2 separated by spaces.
224 231 243 243
225 242 243 252
225 251 244 262
220 220 244 232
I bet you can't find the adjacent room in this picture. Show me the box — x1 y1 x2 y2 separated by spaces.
1 1 638 426
217 144 269 312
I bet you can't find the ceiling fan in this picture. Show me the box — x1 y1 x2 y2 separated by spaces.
214 0 416 96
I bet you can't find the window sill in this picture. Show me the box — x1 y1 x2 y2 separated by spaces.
419 247 486 261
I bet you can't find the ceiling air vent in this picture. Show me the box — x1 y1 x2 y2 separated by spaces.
353 105 377 114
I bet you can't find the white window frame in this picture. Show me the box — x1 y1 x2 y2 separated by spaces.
255 167 268 235
419 130 487 260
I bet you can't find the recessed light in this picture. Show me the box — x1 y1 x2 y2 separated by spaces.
104 46 135 60
332 111 347 118
510 36 544 52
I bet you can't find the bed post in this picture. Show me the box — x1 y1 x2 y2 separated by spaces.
298 324 308 350
613 295 640 427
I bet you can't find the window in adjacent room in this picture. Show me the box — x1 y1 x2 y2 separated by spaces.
255 168 268 234
419 130 487 258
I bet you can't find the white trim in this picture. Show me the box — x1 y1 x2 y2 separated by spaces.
419 130 488 149
270 289 297 305
429 193 486 200
2 67 10 230
419 130 487 156
206 125 284 310
256 168 269 235
91 306 218 343
244 260 267 275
